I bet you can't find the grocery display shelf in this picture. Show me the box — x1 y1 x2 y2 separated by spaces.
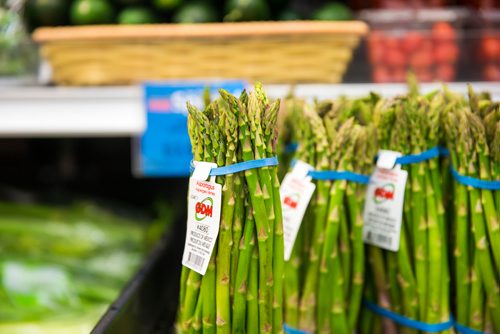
92 219 184 334
0 82 498 137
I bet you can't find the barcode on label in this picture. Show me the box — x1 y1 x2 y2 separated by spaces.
187 252 204 270
375 234 392 246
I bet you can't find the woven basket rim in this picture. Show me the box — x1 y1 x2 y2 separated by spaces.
33 21 369 43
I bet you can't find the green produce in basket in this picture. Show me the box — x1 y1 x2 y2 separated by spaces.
278 8 301 21
70 0 114 25
153 0 182 11
115 0 145 5
224 0 270 22
118 6 157 24
311 2 353 21
173 2 217 23
23 0 68 28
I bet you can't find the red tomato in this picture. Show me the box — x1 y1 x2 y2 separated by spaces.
373 65 391 83
410 50 433 69
386 49 406 67
403 31 424 54
481 37 500 61
419 39 434 54
368 45 385 64
483 63 500 81
432 22 456 42
369 31 385 43
435 64 456 82
415 68 433 82
384 36 401 51
434 42 459 64
391 67 407 82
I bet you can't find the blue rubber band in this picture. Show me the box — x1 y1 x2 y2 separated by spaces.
308 170 370 184
455 323 486 334
285 142 299 154
283 324 310 334
363 300 454 332
190 156 278 176
394 146 442 165
439 147 450 157
450 167 500 190
290 160 370 184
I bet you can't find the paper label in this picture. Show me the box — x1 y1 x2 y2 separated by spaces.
363 167 407 252
182 179 222 275
281 163 316 261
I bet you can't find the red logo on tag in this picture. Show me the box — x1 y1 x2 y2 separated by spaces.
374 183 395 204
195 198 213 221
284 194 299 209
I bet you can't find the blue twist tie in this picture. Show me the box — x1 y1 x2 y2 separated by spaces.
455 323 486 334
190 157 278 176
450 167 500 190
308 170 370 184
363 300 454 332
394 146 443 165
283 324 310 334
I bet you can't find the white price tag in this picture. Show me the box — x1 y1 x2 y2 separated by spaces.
182 176 222 275
376 150 402 170
281 161 316 261
363 166 407 252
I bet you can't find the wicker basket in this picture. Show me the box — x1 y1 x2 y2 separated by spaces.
33 21 368 86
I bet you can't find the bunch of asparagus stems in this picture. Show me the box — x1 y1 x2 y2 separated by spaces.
177 83 285 334
283 96 378 333
360 88 452 334
444 86 499 334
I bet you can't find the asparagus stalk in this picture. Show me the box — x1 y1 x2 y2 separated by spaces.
232 206 255 334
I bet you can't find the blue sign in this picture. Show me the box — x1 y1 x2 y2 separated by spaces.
138 80 247 177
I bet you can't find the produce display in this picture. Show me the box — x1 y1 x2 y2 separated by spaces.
23 0 353 28
367 21 460 83
360 84 451 333
0 200 154 334
478 10 500 81
480 33 500 81
275 80 498 334
445 87 499 334
177 83 284 333
281 96 378 333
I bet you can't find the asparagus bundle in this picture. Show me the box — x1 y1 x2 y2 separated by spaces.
361 90 451 334
444 86 499 334
283 97 378 333
177 83 285 334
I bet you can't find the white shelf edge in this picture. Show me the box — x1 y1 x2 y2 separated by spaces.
0 86 145 137
0 82 497 137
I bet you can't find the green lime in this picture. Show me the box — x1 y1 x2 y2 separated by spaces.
173 2 217 23
70 0 114 25
278 8 301 21
224 0 270 22
24 0 69 28
153 0 182 11
118 7 156 24
115 0 144 5
311 2 353 21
